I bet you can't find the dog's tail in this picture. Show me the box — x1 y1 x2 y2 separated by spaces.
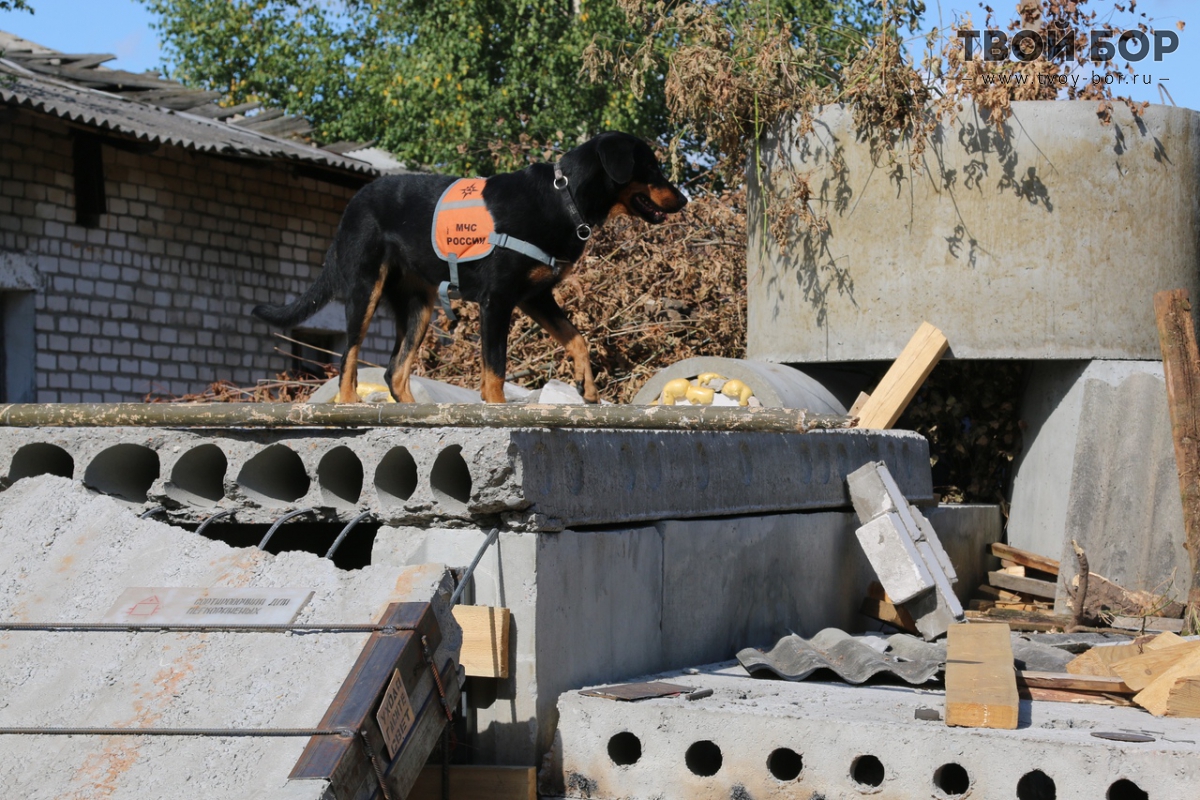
251 247 338 328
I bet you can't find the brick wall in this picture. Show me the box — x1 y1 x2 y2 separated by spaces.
0 109 397 402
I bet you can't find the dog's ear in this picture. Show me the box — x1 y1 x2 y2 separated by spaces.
597 134 635 185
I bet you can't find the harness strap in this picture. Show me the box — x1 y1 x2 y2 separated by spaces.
488 232 557 267
554 163 592 241
437 253 461 322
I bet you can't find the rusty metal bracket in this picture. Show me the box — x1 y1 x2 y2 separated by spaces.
291 602 459 800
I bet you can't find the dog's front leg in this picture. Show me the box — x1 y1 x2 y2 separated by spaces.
479 298 516 404
518 292 598 403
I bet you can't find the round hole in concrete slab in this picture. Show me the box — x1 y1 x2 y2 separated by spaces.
685 740 722 777
767 748 803 781
1107 779 1149 800
375 447 418 506
430 445 472 508
851 754 885 788
933 763 970 796
166 444 226 507
1016 770 1056 800
236 444 309 505
84 444 160 503
318 446 363 508
8 443 73 483
607 731 641 766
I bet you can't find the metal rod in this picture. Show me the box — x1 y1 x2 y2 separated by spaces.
325 511 372 559
0 622 412 632
138 506 165 519
0 401 850 434
258 508 315 550
0 726 353 737
449 527 500 607
196 508 235 536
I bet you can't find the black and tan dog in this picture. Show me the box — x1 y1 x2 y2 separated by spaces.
253 131 687 404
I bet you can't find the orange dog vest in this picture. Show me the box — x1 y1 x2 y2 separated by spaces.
430 178 561 321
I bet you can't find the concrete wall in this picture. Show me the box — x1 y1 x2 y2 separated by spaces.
747 102 1200 362
1006 360 1190 610
0 108 394 401
375 504 1002 768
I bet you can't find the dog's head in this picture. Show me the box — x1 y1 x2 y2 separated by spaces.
571 132 688 224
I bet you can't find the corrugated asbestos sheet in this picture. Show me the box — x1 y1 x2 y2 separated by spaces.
0 36 378 178
737 628 943 685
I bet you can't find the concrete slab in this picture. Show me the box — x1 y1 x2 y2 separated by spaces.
373 504 1002 768
554 663 1200 799
0 425 934 530
748 102 1200 362
0 475 461 800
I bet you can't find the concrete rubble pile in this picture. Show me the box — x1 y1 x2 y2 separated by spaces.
0 475 462 800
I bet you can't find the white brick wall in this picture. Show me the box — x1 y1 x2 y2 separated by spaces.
0 111 397 401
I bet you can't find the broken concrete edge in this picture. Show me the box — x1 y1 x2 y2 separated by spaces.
0 401 852 433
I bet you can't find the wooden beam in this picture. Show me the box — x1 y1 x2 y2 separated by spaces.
1163 676 1200 717
945 622 1019 729
1066 642 1149 677
1133 648 1200 715
856 322 949 429
987 571 1057 600
1017 686 1137 707
408 765 536 800
453 605 511 679
1111 641 1200 691
1016 670 1132 694
860 597 920 635
990 543 1060 576
1154 288 1200 633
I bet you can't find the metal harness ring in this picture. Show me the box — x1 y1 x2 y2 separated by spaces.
553 173 569 190
576 223 592 241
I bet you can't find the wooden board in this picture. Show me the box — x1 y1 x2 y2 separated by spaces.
1164 676 1200 717
1066 643 1148 677
856 322 949 429
945 623 1019 729
1110 641 1200 691
860 597 920 635
990 543 1060 576
1016 670 1133 694
1133 648 1200 715
1017 686 1137 707
987 571 1058 600
976 584 1022 602
453 605 511 679
408 765 537 800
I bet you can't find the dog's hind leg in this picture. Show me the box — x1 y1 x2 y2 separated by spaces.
382 277 434 403
337 264 389 403
518 291 598 403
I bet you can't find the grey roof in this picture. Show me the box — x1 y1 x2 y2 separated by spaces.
0 30 380 178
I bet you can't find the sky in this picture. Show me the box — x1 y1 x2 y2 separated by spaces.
0 0 1195 111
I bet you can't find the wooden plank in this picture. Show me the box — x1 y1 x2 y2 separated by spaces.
1066 642 1148 677
408 765 537 800
453 605 511 679
1110 641 1200 691
856 322 949 429
990 543 1060 576
944 622 1019 729
848 391 870 417
860 597 920 635
1133 648 1200 715
1154 289 1200 631
987 570 1057 600
1164 675 1200 717
999 565 1027 577
1109 615 1185 633
1016 670 1133 694
1018 686 1137 707
976 584 1022 602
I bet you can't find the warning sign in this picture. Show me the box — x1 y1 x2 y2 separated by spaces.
101 587 313 625
377 668 415 759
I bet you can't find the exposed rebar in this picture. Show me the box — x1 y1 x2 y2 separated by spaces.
196 508 236 536
449 527 500 607
0 622 411 633
258 507 316 550
325 511 373 559
0 726 353 737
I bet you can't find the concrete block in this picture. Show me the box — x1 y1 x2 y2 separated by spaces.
903 584 960 640
748 102 1200 362
0 425 933 530
373 504 1001 769
854 512 934 603
0 475 462 800
553 664 1200 800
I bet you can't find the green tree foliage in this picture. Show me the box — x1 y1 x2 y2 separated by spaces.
141 0 667 174
0 1 34 13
